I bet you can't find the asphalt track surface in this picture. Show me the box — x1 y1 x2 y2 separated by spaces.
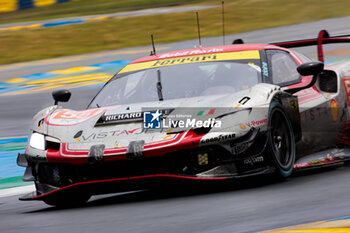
1 166 350 233
1 16 350 233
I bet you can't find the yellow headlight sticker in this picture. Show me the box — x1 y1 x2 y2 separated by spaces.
119 50 260 74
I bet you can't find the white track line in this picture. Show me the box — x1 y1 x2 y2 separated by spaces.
0 185 35 198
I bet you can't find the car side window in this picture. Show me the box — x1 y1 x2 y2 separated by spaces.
266 50 300 86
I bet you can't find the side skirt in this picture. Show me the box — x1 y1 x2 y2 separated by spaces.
293 147 350 170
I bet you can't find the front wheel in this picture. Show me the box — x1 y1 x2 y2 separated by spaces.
267 101 296 178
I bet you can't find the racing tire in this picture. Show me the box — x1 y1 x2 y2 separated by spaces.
267 101 296 178
43 190 91 207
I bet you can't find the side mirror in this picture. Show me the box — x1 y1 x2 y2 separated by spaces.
296 62 324 76
52 89 71 105
286 62 324 94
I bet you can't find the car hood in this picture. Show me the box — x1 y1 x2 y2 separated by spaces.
34 84 277 152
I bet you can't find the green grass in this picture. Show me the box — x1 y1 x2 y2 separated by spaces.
0 0 350 65
0 0 200 24
0 176 32 189
0 143 26 151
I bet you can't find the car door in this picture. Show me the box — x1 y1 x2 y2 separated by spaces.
265 49 341 157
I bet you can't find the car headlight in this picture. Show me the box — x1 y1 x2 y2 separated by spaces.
29 133 46 150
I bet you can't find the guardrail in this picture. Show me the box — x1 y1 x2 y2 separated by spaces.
0 0 69 13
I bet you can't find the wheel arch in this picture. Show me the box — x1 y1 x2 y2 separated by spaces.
270 92 302 142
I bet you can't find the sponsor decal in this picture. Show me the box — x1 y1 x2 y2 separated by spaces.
73 127 177 142
151 54 217 67
197 153 209 165
343 78 350 107
97 109 173 126
243 156 264 165
73 130 83 142
290 100 298 112
97 112 143 125
201 133 235 144
310 160 324 165
48 109 103 126
119 50 261 74
246 118 267 128
262 62 269 77
293 162 309 169
197 108 216 116
330 99 339 123
240 124 247 130
75 128 141 141
80 131 112 141
293 156 339 169
232 142 249 155
143 110 162 129
158 48 224 59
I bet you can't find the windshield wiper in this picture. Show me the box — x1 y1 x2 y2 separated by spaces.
157 69 164 101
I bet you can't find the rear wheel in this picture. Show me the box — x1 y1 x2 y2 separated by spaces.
267 101 295 178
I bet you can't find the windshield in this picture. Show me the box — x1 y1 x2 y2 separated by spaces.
89 60 261 108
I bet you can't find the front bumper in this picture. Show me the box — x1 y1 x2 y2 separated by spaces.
18 128 270 200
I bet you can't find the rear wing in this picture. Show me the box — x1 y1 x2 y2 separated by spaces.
270 30 350 62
